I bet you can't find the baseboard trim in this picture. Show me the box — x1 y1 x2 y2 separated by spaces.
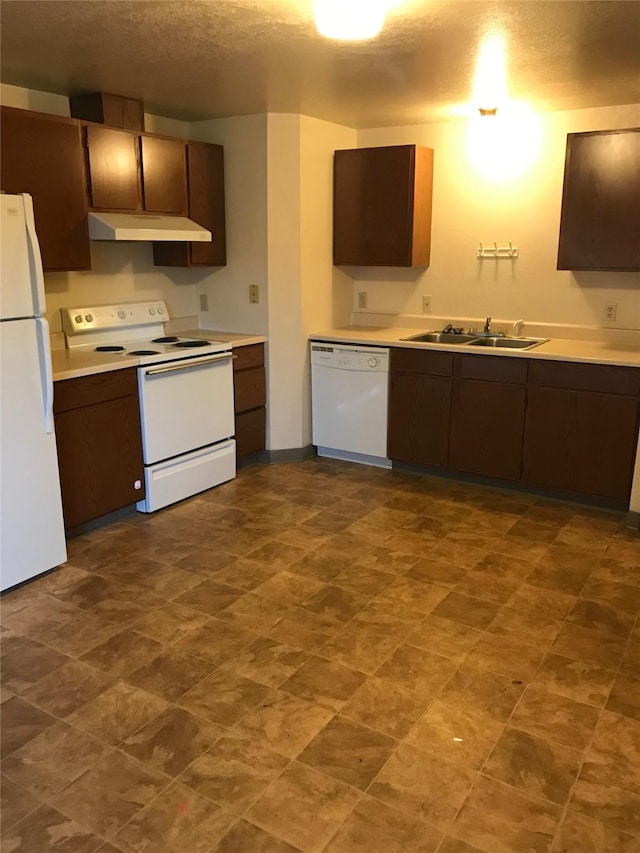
624 510 640 530
392 462 628 512
65 504 138 539
260 446 315 463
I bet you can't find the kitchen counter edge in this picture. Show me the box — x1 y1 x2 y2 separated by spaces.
52 332 267 382
310 326 640 368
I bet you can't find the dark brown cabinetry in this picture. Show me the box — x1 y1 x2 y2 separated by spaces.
0 106 91 271
2 104 226 269
334 144 434 267
388 349 452 466
557 128 640 271
54 369 145 529
86 126 142 211
70 92 144 132
140 136 188 214
450 356 528 481
522 361 640 501
153 141 227 267
233 344 267 461
85 127 188 215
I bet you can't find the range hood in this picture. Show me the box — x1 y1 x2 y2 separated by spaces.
88 212 212 242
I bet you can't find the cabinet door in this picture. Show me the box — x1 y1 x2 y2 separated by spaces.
55 393 144 528
235 408 266 459
188 142 226 265
334 146 414 266
0 107 91 271
557 128 640 271
522 387 639 501
86 125 142 211
141 136 188 214
388 371 451 466
152 142 226 267
450 379 526 480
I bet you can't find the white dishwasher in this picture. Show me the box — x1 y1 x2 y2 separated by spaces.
311 342 391 468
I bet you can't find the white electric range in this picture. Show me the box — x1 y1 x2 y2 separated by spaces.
62 301 236 512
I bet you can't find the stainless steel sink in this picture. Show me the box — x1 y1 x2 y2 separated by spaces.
467 337 548 350
402 332 479 344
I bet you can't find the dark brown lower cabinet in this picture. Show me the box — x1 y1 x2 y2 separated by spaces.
522 386 639 501
449 356 527 481
54 369 145 529
388 347 639 503
388 349 452 466
233 344 266 461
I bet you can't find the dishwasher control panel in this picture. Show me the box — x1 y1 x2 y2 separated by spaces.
310 344 389 372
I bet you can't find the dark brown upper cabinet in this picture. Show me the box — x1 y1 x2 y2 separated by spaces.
334 144 434 267
86 125 142 211
86 128 188 215
141 136 188 215
70 92 144 132
557 127 640 271
153 141 227 267
0 106 91 272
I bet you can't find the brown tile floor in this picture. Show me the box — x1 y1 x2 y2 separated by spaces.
1 459 640 852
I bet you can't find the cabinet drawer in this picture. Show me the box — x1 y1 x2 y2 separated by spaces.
54 368 138 413
234 366 266 414
529 360 640 395
458 354 528 384
235 408 266 458
391 348 453 376
233 343 265 372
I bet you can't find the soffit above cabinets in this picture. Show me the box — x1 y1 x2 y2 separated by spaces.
1 0 639 129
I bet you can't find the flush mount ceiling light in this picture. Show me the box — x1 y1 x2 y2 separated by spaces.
314 0 386 40
473 34 508 115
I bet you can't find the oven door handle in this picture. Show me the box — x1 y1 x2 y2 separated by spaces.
143 352 235 377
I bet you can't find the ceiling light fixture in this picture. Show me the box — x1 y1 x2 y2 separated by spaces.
473 34 507 115
314 0 386 41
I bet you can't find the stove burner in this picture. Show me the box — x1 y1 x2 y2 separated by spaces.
151 336 179 343
95 345 125 353
172 339 210 348
128 349 162 356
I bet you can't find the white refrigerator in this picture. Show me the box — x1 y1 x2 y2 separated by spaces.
0 193 67 590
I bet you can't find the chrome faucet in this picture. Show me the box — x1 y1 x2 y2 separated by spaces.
483 316 492 335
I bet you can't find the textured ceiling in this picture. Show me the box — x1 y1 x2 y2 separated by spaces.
1 0 639 127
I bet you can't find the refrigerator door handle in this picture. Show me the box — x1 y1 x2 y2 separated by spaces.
21 193 46 317
35 318 55 434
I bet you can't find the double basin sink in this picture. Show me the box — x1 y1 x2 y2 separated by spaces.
401 331 548 350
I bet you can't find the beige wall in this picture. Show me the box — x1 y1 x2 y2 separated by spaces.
189 114 269 336
354 103 640 331
300 115 357 443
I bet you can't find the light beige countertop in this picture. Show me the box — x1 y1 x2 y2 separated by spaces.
52 331 266 381
310 325 640 368
178 329 267 347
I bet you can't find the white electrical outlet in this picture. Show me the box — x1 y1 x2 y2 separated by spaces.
249 284 260 304
605 302 617 322
358 292 368 309
422 295 432 313
199 293 209 312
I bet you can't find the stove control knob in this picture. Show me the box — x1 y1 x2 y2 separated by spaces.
368 357 378 368
85 313 93 323
157 305 164 315
118 310 126 320
149 307 156 316
74 314 83 324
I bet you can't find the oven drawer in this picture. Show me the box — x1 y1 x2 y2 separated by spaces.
137 352 234 464
137 439 235 512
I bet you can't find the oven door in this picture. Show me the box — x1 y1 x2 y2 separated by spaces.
138 352 234 464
